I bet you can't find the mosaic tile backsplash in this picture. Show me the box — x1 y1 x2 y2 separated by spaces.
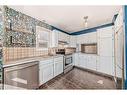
4 6 52 47
3 6 53 62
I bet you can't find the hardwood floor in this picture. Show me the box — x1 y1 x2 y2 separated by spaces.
39 67 116 89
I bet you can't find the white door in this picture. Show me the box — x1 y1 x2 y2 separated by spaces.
99 38 113 57
87 55 97 71
79 54 87 68
98 56 113 75
74 53 79 66
39 63 54 85
54 57 63 77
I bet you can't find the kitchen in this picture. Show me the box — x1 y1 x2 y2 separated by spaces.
0 5 126 89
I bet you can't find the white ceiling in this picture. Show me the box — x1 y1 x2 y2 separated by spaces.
9 6 121 33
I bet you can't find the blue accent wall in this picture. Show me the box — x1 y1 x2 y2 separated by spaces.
124 5 127 89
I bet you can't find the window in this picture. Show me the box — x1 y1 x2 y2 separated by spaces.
36 26 50 50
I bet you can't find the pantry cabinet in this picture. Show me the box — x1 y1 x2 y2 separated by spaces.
97 26 114 76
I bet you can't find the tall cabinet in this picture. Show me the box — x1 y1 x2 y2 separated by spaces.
97 26 114 76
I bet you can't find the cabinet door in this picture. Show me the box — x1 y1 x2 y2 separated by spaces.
39 64 54 85
79 54 87 68
97 56 113 75
58 31 64 41
54 57 63 77
87 55 97 71
98 26 113 38
50 30 58 47
74 53 79 66
54 62 63 77
99 38 113 57
70 36 76 47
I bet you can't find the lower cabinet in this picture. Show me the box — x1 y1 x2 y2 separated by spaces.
39 56 63 85
97 56 114 76
39 59 54 85
87 55 97 71
74 53 114 76
54 57 64 77
73 53 79 66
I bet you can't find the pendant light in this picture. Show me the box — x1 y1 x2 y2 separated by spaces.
84 16 88 28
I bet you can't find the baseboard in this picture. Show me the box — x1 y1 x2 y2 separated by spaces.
74 66 114 80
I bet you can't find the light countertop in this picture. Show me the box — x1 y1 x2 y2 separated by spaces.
3 54 64 68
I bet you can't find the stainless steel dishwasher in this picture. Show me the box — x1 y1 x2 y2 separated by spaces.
3 61 39 89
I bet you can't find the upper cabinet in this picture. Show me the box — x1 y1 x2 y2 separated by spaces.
97 26 114 38
69 35 76 47
77 32 97 44
50 29 58 47
36 26 51 50
58 31 70 43
114 8 124 32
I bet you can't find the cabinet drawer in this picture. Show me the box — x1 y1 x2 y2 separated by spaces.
54 57 63 62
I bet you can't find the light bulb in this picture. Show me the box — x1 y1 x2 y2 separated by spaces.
85 22 88 27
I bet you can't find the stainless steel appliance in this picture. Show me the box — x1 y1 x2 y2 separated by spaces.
64 54 73 73
3 61 39 89
56 48 76 73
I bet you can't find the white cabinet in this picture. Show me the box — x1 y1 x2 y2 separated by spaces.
97 26 114 76
99 38 113 56
77 32 97 44
39 59 54 85
98 26 113 38
73 53 79 66
87 55 97 71
69 36 76 47
97 56 113 75
58 31 70 43
54 56 63 77
75 53 97 71
39 56 64 85
50 30 58 47
78 53 87 68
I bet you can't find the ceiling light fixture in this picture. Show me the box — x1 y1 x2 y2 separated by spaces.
84 16 88 28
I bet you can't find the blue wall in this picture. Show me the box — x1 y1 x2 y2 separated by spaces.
124 5 127 89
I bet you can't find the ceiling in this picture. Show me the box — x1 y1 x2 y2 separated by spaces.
9 6 121 33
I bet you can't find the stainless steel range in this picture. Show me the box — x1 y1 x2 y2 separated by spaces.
56 48 76 73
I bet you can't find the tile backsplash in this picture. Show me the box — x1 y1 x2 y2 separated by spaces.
3 47 48 62
3 6 53 62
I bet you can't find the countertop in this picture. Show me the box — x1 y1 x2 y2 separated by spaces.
3 54 64 68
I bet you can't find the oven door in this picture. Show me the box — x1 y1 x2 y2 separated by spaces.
64 55 73 69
